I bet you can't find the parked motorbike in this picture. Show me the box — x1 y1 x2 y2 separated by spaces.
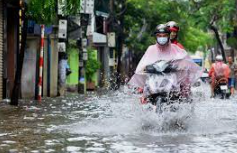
214 78 230 99
143 60 191 114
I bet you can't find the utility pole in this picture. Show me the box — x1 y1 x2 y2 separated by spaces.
110 0 114 14
78 0 93 93
107 0 118 89
10 1 28 105
37 25 45 101
57 0 68 96
78 2 87 94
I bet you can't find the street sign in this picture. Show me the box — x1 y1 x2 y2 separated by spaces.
80 0 94 14
59 20 67 39
93 32 107 43
109 58 115 66
58 42 66 52
82 38 87 47
95 0 109 17
108 32 116 47
79 61 84 67
83 52 88 60
83 48 87 52
95 11 109 18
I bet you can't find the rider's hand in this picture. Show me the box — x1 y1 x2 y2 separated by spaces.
140 97 147 104
137 87 143 94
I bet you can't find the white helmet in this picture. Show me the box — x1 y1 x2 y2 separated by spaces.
216 55 223 61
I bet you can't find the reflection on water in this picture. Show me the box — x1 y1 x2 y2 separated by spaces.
0 84 237 152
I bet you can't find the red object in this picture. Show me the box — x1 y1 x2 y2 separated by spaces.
209 62 230 81
172 40 184 49
38 25 45 101
169 27 179 32
137 87 143 93
140 97 148 104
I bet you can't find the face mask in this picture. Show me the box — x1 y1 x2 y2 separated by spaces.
157 37 168 45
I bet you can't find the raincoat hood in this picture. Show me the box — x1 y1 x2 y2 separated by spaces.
135 43 187 74
128 43 202 88
209 62 230 79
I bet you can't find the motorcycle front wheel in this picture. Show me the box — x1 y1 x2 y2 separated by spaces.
156 97 164 114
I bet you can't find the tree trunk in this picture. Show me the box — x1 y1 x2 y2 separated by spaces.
115 0 125 89
209 25 227 63
10 5 28 106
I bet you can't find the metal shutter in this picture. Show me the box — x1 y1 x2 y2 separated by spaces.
0 1 3 100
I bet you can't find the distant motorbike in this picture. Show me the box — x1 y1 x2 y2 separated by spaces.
143 60 191 114
214 77 230 99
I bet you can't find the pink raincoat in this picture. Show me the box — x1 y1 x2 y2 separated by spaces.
128 43 202 89
208 62 230 80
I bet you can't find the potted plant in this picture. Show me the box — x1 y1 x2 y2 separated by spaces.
85 48 100 90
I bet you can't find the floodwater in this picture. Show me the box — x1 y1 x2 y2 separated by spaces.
0 84 237 153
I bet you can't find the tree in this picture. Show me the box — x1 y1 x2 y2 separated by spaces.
27 0 81 24
10 2 28 106
123 0 237 65
124 0 213 64
188 0 236 62
85 48 101 82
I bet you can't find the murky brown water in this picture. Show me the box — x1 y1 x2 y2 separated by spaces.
0 85 237 153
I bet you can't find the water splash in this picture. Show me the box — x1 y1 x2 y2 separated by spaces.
61 84 237 138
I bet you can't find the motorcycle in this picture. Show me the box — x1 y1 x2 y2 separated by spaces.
143 60 192 114
214 77 230 99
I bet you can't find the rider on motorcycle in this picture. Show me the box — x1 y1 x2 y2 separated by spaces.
128 24 201 104
208 55 230 97
166 21 184 49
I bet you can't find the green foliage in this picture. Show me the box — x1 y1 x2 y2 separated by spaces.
124 0 237 56
85 48 101 82
189 0 236 33
27 0 57 24
27 0 237 54
27 0 81 24
68 39 78 48
227 37 237 49
124 0 212 55
183 27 213 53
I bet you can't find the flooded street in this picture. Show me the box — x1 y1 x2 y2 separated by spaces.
1 84 237 153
